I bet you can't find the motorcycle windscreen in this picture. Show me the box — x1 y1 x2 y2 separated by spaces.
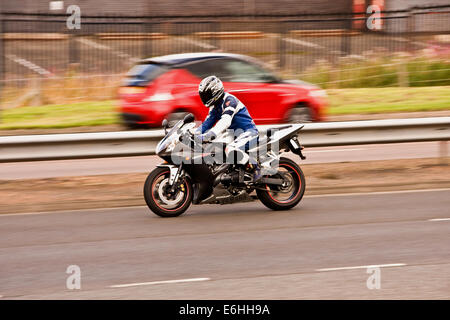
156 120 183 154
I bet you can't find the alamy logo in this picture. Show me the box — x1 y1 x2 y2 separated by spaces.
366 5 382 30
66 265 81 290
66 5 81 30
366 266 381 289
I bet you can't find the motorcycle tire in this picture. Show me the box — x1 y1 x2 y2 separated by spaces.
256 157 306 211
143 167 193 217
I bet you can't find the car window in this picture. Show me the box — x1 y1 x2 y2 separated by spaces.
124 63 168 86
184 58 278 83
183 59 228 79
220 59 277 83
127 63 167 81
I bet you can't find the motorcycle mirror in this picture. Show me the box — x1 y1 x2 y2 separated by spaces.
183 113 195 124
162 119 168 134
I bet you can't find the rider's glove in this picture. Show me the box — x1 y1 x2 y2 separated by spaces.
195 131 216 143
193 127 202 135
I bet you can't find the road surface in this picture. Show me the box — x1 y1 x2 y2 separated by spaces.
0 141 445 180
0 189 449 299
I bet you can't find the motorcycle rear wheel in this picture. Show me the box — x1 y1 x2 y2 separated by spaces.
143 167 193 217
256 157 306 211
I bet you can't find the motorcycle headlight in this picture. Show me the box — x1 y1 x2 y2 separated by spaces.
166 139 178 152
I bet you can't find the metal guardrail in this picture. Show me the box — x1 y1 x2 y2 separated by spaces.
0 117 449 162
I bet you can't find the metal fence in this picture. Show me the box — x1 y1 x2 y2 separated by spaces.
0 5 449 106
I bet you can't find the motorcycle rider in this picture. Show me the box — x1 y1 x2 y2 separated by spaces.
195 75 261 181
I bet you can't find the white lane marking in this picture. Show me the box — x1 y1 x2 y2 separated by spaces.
1 188 449 217
177 37 216 49
6 54 52 76
110 277 210 288
77 38 140 63
316 263 406 272
305 188 450 198
428 218 450 222
307 148 365 154
283 37 325 49
77 37 111 50
392 37 428 47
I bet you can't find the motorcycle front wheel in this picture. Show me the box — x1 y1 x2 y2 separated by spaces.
143 167 193 217
256 157 306 211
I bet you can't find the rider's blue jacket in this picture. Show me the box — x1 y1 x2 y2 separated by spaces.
197 92 257 137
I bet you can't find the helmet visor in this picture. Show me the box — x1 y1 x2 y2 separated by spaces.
199 89 214 106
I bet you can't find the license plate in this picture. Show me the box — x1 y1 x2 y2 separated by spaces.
290 138 300 149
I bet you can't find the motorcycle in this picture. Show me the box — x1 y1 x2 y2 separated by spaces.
143 113 306 217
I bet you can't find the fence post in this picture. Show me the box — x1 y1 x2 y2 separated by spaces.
144 19 153 58
407 8 416 53
143 1 153 59
211 20 219 50
278 21 285 71
340 14 352 57
68 32 80 67
397 58 409 87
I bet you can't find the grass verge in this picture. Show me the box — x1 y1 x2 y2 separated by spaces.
327 86 450 115
300 56 450 88
0 101 118 130
0 86 449 130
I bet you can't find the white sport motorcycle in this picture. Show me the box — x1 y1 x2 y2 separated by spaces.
144 113 306 217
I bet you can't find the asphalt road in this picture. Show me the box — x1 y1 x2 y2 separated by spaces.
1 141 444 180
0 189 449 299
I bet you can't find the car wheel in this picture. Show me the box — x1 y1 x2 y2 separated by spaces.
287 104 313 123
167 111 190 127
121 113 149 130
123 122 147 130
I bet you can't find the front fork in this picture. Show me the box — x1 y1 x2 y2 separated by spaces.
158 163 184 193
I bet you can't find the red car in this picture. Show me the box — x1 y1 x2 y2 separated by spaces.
119 53 327 128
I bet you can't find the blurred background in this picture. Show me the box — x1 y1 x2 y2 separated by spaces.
0 0 449 130
0 1 449 300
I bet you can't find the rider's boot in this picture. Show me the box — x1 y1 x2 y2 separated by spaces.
246 163 262 183
253 166 263 183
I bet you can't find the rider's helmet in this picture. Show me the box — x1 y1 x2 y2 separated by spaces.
198 75 224 107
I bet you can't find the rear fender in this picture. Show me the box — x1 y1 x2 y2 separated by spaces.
269 124 304 147
270 125 306 160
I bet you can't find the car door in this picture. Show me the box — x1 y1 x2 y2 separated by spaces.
218 58 283 123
